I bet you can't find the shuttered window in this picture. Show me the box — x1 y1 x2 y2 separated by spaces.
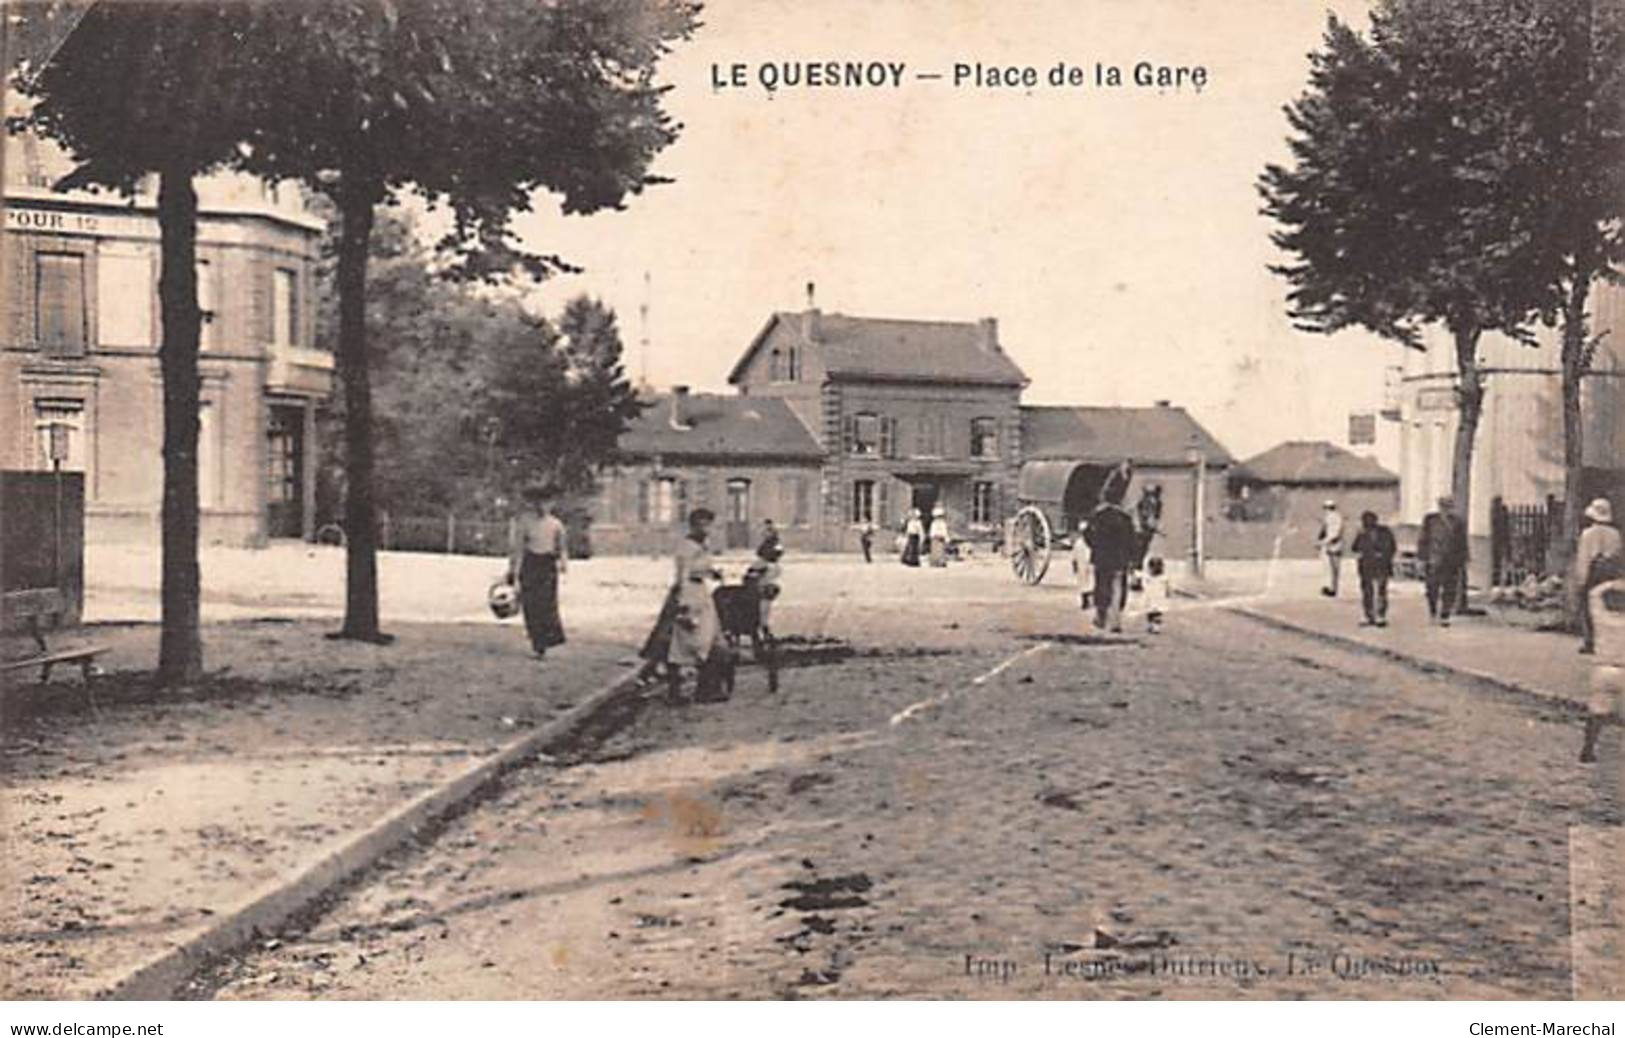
36 252 87 356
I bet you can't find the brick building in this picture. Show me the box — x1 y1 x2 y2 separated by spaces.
1 133 331 546
726 308 1028 552
590 388 825 555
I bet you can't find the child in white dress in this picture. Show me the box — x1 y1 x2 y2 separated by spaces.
1071 520 1095 619
1143 555 1169 634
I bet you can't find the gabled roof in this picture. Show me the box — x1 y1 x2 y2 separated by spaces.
618 392 823 461
1019 405 1234 467
727 311 1029 386
1235 441 1398 486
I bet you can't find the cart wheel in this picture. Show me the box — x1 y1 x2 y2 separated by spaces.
1009 506 1053 585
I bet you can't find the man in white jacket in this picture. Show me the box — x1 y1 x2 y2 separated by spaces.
1316 500 1345 598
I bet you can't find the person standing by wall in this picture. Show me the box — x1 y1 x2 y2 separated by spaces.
1418 496 1468 626
859 519 876 563
507 484 567 659
1350 510 1397 628
1316 500 1345 597
1575 498 1623 655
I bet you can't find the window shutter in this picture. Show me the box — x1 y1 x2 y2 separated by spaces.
637 479 650 524
36 253 86 357
843 414 855 454
877 480 891 526
677 478 689 521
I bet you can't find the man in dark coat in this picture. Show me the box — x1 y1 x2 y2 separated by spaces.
1417 496 1468 626
1084 465 1139 633
1350 510 1397 627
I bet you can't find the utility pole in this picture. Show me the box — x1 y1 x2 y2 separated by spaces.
1187 445 1206 579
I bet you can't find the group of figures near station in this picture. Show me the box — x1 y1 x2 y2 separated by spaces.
1312 491 1625 764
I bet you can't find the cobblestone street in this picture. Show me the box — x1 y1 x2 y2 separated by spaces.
201 591 1622 1000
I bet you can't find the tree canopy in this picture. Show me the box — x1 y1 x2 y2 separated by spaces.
314 208 644 521
1259 1 1560 352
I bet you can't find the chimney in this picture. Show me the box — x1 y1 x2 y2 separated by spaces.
669 385 693 430
1154 399 1171 408
801 283 821 341
979 317 1000 353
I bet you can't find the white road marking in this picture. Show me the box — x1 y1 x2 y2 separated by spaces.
889 640 1053 727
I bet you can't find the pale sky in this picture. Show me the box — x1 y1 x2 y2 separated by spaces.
511 0 1394 462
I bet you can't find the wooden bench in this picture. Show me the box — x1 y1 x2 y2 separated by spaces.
1 588 108 686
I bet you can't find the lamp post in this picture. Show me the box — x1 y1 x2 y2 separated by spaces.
47 422 70 594
1186 444 1205 579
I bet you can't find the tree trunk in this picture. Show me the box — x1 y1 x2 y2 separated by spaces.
1449 321 1485 555
332 182 390 643
1559 274 1592 625
156 166 203 684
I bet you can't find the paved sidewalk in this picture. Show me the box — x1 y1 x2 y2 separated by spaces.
1228 587 1592 709
1 619 631 999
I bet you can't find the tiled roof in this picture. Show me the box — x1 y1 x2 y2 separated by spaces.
1019 405 1234 467
729 312 1029 386
618 393 823 460
1235 441 1398 485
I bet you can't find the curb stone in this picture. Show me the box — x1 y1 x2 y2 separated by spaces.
88 666 646 1000
1226 603 1588 714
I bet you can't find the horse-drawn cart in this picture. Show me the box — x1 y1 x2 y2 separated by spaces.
1005 460 1156 586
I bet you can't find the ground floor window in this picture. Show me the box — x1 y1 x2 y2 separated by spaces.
643 476 686 524
781 475 809 526
972 481 996 524
851 479 875 523
198 401 220 509
652 477 676 524
266 403 306 538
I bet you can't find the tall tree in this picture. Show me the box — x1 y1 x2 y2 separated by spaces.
14 1 260 683
238 0 698 643
1514 0 1625 572
1259 2 1559 537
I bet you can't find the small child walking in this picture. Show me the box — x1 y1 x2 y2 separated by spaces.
1581 578 1625 762
1143 555 1170 634
1071 519 1095 620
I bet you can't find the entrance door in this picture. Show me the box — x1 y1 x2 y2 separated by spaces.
910 482 938 517
266 404 305 539
725 479 751 550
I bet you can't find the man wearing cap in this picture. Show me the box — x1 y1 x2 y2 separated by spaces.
1418 496 1468 626
1575 497 1622 655
1316 500 1345 597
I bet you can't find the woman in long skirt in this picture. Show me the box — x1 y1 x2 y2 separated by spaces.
902 509 923 567
508 485 567 658
639 508 723 702
928 505 949 567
